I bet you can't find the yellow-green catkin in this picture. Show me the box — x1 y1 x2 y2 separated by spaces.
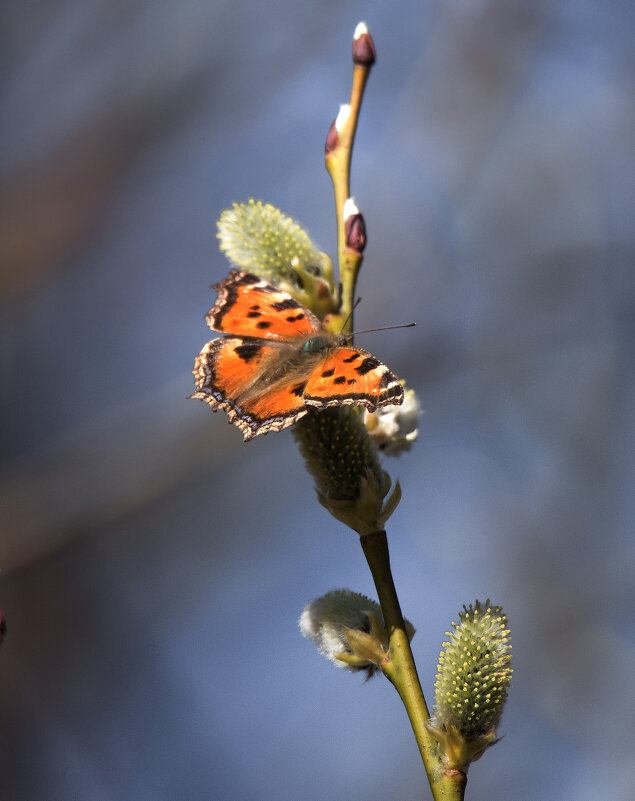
217 200 336 315
426 600 512 770
293 408 401 535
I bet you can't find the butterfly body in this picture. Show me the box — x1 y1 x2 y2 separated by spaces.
192 270 404 440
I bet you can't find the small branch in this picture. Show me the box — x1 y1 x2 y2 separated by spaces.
361 531 466 801
325 30 374 329
324 22 468 801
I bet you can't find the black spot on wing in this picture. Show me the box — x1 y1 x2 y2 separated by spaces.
333 375 346 385
270 298 302 311
347 378 357 385
234 342 262 362
247 310 261 318
355 356 381 375
257 321 272 329
290 381 307 397
343 353 360 363
286 313 305 323
321 368 335 377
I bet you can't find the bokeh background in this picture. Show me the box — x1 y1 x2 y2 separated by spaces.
1 1 633 799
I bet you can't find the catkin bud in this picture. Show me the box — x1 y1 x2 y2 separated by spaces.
343 197 366 253
365 387 420 455
300 589 414 677
325 118 339 155
217 200 337 314
426 601 512 770
352 22 376 67
293 408 401 535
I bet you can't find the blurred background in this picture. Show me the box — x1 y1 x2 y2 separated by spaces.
1 1 633 799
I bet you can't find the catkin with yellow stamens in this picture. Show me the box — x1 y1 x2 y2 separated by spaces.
426 600 512 770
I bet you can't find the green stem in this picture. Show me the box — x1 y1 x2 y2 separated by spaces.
325 62 371 328
360 531 466 801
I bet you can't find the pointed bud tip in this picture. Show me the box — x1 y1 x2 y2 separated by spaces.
343 197 359 218
354 22 369 38
335 104 351 132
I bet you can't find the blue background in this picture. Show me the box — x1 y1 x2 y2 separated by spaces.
1 2 633 799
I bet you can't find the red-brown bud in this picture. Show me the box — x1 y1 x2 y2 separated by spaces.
325 118 339 155
352 22 376 67
345 202 366 253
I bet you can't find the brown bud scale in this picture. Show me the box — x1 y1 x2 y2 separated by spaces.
345 212 367 252
325 119 339 154
353 32 376 66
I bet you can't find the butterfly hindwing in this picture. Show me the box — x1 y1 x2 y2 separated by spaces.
207 270 320 340
302 346 404 411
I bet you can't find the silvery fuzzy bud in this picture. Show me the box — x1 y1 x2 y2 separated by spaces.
365 387 420 455
299 589 415 677
216 200 336 314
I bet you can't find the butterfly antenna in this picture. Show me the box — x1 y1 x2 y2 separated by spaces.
351 322 416 337
338 297 414 339
339 297 363 335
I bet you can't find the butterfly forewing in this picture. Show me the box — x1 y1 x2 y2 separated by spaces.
207 270 320 340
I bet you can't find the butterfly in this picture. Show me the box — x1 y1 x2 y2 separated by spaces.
191 270 404 440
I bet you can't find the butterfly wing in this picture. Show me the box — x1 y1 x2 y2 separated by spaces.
192 337 312 440
207 270 321 340
302 346 404 411
194 271 405 439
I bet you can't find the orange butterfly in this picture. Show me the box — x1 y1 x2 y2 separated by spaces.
192 270 404 440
